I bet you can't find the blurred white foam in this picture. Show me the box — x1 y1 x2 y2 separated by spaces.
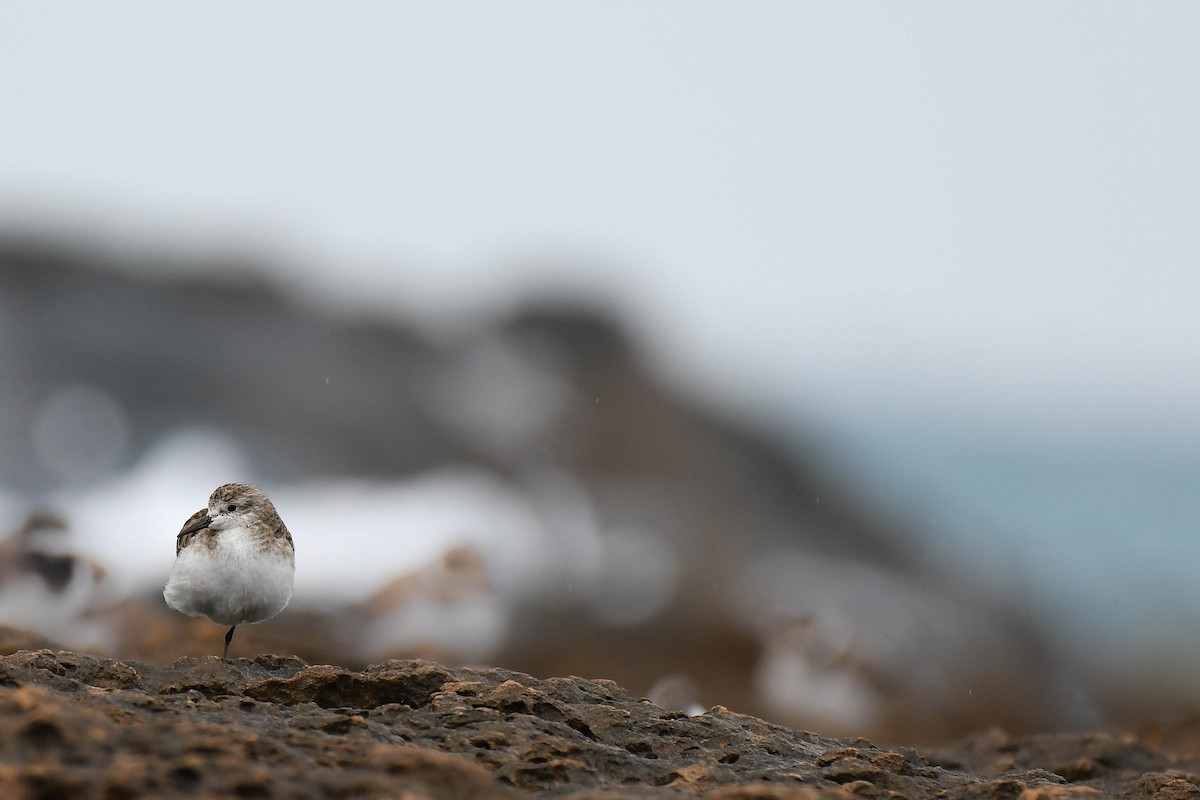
50 428 562 610
53 426 249 597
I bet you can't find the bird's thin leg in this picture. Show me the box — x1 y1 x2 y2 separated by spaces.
223 625 237 659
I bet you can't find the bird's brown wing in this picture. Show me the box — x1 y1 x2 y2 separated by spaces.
273 517 294 553
176 508 209 556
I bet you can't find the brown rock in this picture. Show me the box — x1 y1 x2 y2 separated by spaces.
0 648 1197 799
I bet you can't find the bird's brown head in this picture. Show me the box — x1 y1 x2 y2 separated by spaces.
205 483 281 531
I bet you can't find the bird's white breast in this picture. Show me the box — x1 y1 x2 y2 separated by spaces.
163 525 295 627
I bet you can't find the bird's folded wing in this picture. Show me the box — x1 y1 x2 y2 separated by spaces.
176 508 209 555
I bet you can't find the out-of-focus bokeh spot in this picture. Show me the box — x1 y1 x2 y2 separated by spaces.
32 384 130 483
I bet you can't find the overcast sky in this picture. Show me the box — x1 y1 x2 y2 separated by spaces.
2 3 1198 437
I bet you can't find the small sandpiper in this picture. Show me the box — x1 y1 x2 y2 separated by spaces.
163 483 295 659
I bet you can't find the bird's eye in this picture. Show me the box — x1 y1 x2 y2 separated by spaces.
226 504 237 512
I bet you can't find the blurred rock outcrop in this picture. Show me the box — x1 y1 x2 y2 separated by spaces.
0 235 1075 742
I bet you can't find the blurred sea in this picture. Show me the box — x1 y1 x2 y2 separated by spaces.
813 413 1200 689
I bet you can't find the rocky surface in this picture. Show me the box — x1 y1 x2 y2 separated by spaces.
0 646 1196 799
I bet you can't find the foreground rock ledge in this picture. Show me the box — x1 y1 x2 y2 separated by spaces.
0 650 1194 799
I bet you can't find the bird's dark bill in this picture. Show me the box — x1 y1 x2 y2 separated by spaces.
180 512 213 536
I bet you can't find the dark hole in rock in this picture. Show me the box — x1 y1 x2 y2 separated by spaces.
826 769 878 785
719 752 741 764
625 742 658 759
27 775 78 800
653 771 681 787
531 702 565 722
21 720 66 749
234 781 271 799
566 719 598 741
1056 759 1100 782
514 763 572 787
102 783 138 800
168 767 201 790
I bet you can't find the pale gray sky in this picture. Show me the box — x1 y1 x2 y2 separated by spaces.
2 3 1198 435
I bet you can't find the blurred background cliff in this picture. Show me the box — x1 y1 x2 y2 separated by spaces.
1 3 1199 746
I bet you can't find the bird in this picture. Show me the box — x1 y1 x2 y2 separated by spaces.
359 543 508 663
0 511 112 646
163 483 295 659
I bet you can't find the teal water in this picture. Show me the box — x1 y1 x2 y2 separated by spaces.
804 416 1200 673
